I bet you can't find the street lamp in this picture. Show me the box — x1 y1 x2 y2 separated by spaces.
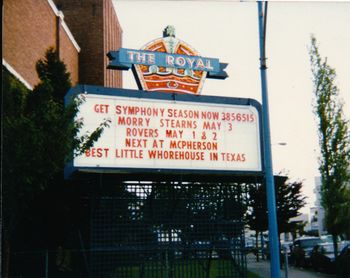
276 142 287 146
257 2 281 278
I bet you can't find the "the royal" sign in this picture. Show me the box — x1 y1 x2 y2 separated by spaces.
108 48 225 76
107 26 228 95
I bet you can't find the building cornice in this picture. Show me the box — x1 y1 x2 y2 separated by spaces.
47 0 81 52
2 59 33 90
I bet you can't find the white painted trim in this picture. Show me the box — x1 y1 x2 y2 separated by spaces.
61 21 81 52
2 59 33 90
47 0 81 52
47 0 60 16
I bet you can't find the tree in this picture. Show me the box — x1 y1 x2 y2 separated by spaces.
247 175 306 261
275 177 306 266
309 36 350 257
3 48 109 277
275 177 306 238
246 182 268 261
3 68 32 276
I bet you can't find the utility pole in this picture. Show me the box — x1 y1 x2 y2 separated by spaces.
257 2 281 277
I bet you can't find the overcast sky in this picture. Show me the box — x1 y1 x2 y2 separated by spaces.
112 0 350 212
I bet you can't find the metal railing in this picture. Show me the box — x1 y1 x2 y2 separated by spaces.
9 181 249 278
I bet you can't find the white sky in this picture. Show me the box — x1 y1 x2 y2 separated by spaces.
112 0 350 213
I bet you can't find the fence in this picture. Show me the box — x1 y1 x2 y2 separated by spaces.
9 180 251 278
90 181 247 277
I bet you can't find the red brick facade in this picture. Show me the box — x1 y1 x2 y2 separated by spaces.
103 0 123 88
3 0 122 89
3 0 80 88
59 20 80 85
54 0 123 88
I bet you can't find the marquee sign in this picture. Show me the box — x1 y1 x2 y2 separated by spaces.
65 86 263 176
108 26 228 95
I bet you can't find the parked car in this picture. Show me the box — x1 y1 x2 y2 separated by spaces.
290 236 322 267
310 242 336 273
281 241 293 255
310 240 350 274
336 243 350 278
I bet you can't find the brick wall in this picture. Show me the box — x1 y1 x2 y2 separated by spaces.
59 21 79 85
54 0 123 88
3 0 80 88
103 0 123 88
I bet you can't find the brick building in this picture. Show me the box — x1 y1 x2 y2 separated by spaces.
3 0 80 88
54 0 123 88
3 0 122 89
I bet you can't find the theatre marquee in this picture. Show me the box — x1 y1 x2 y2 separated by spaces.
65 85 263 176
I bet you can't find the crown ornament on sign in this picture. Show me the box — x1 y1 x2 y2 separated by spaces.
107 26 228 94
163 25 176 37
134 26 208 94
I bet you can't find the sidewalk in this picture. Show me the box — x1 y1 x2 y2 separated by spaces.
247 259 336 278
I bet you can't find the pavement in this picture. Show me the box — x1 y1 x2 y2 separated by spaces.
247 256 336 278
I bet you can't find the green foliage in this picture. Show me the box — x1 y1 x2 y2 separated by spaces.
309 36 350 240
3 68 33 232
141 182 246 242
2 48 110 275
247 183 268 233
110 259 245 278
35 47 71 104
275 177 306 235
246 176 305 262
3 52 71 242
247 176 306 235
3 47 106 202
